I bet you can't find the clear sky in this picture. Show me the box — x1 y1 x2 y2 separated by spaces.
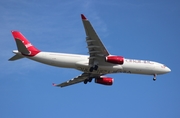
0 0 179 118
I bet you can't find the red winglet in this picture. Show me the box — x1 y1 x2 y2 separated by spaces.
81 14 87 20
52 83 57 86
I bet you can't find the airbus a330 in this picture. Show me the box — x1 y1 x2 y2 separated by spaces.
9 14 171 87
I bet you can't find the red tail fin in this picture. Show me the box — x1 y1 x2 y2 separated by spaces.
11 31 40 56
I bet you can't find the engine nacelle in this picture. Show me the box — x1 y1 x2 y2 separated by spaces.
95 77 113 85
105 55 124 64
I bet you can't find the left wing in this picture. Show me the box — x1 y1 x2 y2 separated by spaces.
81 14 110 66
53 73 103 87
53 73 90 87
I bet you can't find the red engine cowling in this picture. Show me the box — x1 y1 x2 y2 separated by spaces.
95 77 113 85
105 55 124 64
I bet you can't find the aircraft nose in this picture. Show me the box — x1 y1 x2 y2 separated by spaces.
166 67 171 73
158 64 171 74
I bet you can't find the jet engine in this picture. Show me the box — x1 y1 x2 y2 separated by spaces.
95 76 113 85
105 55 124 64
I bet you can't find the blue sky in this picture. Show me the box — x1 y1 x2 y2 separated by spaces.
0 0 180 118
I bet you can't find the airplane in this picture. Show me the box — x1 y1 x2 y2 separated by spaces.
9 14 171 87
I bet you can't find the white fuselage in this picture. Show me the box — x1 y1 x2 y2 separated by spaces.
18 51 170 76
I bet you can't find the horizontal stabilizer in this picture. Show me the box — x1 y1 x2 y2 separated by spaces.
9 54 24 61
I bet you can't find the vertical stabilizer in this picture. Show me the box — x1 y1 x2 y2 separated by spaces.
11 31 40 56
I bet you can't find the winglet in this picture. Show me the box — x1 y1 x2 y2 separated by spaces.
52 83 57 86
81 14 87 20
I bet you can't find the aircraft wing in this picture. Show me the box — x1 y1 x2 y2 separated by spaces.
53 73 90 87
81 14 110 65
53 73 103 87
